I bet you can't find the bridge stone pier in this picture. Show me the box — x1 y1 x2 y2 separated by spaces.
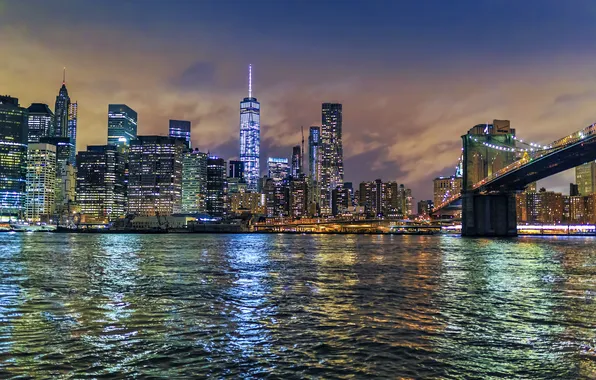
461 191 517 237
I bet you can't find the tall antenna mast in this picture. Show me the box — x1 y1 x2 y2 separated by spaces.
63 67 66 84
248 64 252 98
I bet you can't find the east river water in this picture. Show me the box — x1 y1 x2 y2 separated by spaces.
0 233 595 378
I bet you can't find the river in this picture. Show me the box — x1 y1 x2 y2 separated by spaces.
0 233 595 378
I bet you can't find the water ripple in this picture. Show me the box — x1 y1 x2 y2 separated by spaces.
0 234 595 378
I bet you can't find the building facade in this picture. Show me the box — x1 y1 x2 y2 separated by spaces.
27 103 54 143
575 162 596 196
206 156 227 218
181 149 208 214
291 145 302 178
76 145 127 223
320 103 343 215
0 96 28 220
308 126 322 212
169 119 192 149
67 101 78 163
54 76 71 138
26 143 57 222
127 136 184 216
108 104 138 148
239 65 260 192
433 176 462 207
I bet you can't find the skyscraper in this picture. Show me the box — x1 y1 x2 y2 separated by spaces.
239 64 260 192
76 145 127 223
54 70 71 138
320 103 343 215
206 156 227 218
181 149 208 214
169 119 192 149
267 157 290 182
0 96 28 221
308 126 321 212
26 143 57 222
291 145 302 177
40 137 77 219
127 136 184 216
68 101 78 162
27 103 54 143
575 162 596 195
108 104 138 147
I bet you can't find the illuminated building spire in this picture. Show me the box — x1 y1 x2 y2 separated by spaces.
248 64 252 98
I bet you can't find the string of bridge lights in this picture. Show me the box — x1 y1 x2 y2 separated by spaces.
470 136 552 153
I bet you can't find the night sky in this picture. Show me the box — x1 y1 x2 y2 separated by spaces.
2 0 596 200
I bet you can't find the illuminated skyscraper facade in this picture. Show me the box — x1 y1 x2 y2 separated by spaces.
108 104 138 147
76 145 127 223
181 149 208 214
27 103 54 143
169 119 191 149
291 145 302 177
54 72 71 138
128 136 184 216
308 126 321 210
26 143 57 222
320 103 343 214
575 161 596 195
68 101 78 162
239 64 260 192
267 157 290 182
0 96 28 220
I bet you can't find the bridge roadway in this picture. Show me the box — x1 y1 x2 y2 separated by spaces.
433 122 596 214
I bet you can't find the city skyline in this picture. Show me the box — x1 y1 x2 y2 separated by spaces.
4 1 596 199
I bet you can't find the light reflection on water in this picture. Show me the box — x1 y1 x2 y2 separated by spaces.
0 234 595 378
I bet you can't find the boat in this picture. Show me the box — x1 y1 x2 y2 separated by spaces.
9 222 57 232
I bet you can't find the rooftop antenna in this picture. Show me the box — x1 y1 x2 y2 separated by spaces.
248 64 252 98
62 67 66 84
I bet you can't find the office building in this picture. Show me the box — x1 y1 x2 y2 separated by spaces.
228 160 244 180
54 71 71 138
397 184 413 217
27 103 54 143
169 119 192 149
206 156 227 218
239 64 260 191
76 145 127 223
308 126 322 211
128 136 184 216
26 143 56 222
267 157 290 182
320 103 343 214
417 200 434 216
331 185 351 216
181 149 208 214
291 145 302 178
0 96 28 220
290 177 308 219
263 177 289 218
40 137 77 219
575 162 596 195
433 176 462 207
108 104 138 147
229 189 265 216
68 102 78 162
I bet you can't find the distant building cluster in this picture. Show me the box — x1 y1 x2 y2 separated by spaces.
0 67 419 226
517 168 596 224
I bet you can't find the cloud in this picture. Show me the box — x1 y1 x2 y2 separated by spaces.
3 10 596 201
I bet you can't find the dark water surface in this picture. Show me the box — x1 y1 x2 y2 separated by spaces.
1 234 596 379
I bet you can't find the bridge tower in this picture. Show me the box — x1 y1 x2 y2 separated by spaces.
461 120 518 236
